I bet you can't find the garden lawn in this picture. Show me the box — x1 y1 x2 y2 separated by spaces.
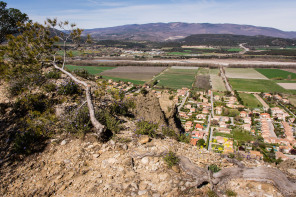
155 68 198 89
239 93 262 108
65 65 115 75
255 69 296 80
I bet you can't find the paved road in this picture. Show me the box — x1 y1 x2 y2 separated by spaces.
207 127 214 151
178 91 189 111
93 59 296 66
211 91 214 117
254 94 270 110
268 120 277 138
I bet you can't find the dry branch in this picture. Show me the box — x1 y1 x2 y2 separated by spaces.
53 62 105 138
131 151 296 197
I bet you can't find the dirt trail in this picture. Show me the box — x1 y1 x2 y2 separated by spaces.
239 43 250 54
220 67 232 92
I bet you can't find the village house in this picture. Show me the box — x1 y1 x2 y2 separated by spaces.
214 95 221 101
274 94 282 100
263 93 272 98
196 114 207 120
242 124 251 131
202 108 209 114
195 124 204 131
240 111 248 118
276 152 289 161
190 108 196 113
192 130 206 139
185 121 193 131
282 98 290 104
243 117 252 124
215 107 223 115
260 113 271 120
185 104 192 109
217 127 231 134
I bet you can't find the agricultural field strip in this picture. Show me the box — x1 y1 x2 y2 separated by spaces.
238 93 263 108
225 68 268 79
210 75 226 91
255 69 296 80
100 66 167 81
209 68 226 91
65 65 115 75
171 66 199 69
228 78 288 93
155 68 198 89
277 83 296 90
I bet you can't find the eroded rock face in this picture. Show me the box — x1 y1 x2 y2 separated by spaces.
133 92 167 125
133 92 182 135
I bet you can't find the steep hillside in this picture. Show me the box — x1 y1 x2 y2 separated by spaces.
83 22 296 41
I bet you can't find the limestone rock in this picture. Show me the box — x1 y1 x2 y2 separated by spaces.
172 165 180 173
139 135 150 144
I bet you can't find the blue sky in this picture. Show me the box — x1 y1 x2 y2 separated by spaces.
6 0 296 31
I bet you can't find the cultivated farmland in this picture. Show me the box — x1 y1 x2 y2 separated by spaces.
209 69 226 91
225 68 268 79
100 66 167 81
229 79 287 93
255 69 296 80
277 83 296 90
65 65 115 75
155 68 198 89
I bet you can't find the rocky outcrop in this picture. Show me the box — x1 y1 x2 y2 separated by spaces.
133 92 182 135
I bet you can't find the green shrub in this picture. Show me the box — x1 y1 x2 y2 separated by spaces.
163 151 180 168
58 80 81 95
135 120 158 138
13 129 46 154
209 164 221 173
110 99 135 116
73 69 94 80
207 190 218 197
13 93 49 115
161 126 178 139
96 109 121 134
9 77 28 96
13 111 57 154
46 70 61 79
64 106 92 136
197 139 206 147
225 189 237 197
178 133 191 143
43 83 56 92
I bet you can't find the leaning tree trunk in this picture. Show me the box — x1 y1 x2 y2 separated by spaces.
53 62 105 138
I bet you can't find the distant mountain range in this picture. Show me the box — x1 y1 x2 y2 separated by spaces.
83 22 296 42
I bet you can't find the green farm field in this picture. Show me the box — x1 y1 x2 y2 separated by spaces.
229 79 289 93
255 69 296 80
155 68 198 89
101 76 144 85
65 65 115 75
227 48 243 52
238 93 262 108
